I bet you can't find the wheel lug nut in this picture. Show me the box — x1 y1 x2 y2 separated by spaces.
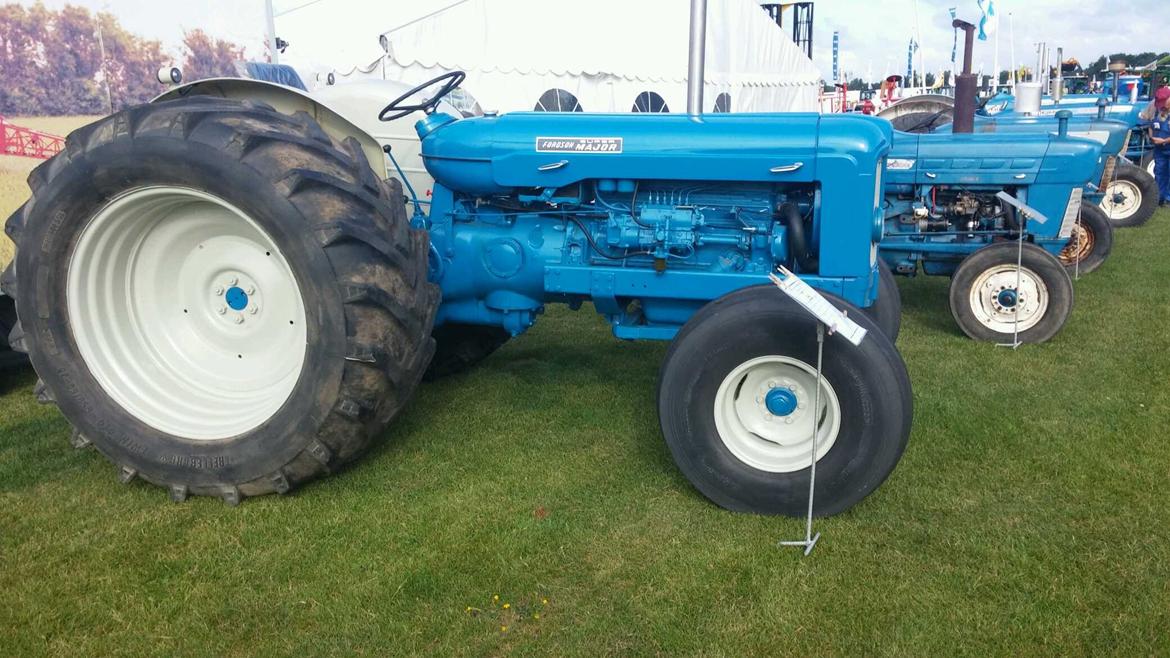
234 315 245 324
248 306 259 315
756 396 763 404
227 276 239 286
246 286 255 295
785 417 795 424
214 286 224 296
217 307 227 315
768 380 777 388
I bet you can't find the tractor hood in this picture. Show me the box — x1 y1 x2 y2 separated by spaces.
946 116 1131 157
981 92 1147 126
886 130 1103 188
418 111 893 196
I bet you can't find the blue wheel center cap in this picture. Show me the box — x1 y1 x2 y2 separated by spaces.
997 289 1018 308
225 286 249 311
765 388 799 417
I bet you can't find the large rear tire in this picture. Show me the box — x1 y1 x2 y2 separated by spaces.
3 98 440 502
0 291 24 368
949 242 1073 344
657 286 913 517
1058 203 1113 275
424 323 511 380
1099 162 1157 228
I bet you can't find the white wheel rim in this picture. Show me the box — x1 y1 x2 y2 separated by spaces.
1147 159 1156 177
67 186 308 440
712 356 841 473
1100 179 1141 220
967 264 1049 334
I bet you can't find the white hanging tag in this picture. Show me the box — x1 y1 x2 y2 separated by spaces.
769 267 867 347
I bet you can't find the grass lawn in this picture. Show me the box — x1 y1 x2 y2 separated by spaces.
2 117 1169 656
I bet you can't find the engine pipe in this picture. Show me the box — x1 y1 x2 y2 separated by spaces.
952 19 977 134
687 0 707 116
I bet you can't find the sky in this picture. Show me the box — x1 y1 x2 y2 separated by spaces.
810 0 1165 83
16 0 1169 81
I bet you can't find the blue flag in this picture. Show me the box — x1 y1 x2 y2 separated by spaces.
978 0 997 41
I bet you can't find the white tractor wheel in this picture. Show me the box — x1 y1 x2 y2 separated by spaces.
4 98 439 503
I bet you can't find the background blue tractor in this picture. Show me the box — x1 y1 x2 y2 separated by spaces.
880 113 1106 343
981 93 1158 227
876 21 1108 344
2 56 913 516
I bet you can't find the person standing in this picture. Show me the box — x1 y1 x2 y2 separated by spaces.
1145 86 1170 206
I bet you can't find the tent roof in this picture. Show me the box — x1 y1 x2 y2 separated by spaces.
378 0 823 88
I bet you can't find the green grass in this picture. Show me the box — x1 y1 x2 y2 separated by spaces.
3 146 1170 655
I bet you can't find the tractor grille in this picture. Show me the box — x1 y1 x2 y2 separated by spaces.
1100 156 1117 189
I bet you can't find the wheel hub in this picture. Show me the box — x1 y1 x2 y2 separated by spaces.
1102 180 1140 219
969 265 1050 334
764 387 799 417
67 186 308 440
713 355 841 473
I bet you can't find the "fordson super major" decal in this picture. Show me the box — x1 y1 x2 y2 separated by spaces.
536 137 623 153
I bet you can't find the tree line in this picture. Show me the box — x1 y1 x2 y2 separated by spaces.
0 3 248 116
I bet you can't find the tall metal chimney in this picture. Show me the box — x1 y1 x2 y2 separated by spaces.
952 19 977 134
687 0 708 116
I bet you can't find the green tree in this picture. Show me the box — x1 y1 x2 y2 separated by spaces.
181 29 243 80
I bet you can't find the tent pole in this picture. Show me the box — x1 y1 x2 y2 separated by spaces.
687 0 707 116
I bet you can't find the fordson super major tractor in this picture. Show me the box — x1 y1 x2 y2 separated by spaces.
2 9 912 516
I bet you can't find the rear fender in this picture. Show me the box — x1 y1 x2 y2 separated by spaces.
153 78 387 178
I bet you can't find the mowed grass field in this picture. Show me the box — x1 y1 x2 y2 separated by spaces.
2 116 1169 656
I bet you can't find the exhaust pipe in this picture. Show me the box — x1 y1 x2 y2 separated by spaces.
952 19 977 134
687 0 707 116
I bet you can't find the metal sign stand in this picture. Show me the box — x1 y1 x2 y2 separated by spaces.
768 268 866 557
991 191 1049 350
777 321 825 556
995 228 1026 350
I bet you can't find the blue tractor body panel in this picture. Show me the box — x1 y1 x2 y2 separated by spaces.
416 112 893 339
983 92 1149 162
880 128 1102 276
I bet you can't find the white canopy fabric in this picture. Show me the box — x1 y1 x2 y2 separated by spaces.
334 0 822 113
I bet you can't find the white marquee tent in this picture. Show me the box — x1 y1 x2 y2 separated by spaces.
332 0 823 114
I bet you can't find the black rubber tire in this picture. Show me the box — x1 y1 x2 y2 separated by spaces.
889 110 953 133
1058 203 1113 275
424 323 511 380
864 261 902 341
948 242 1073 344
1140 151 1155 178
0 291 25 368
3 97 440 503
1100 162 1157 228
657 285 913 517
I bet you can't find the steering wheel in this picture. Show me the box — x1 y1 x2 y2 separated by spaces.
378 71 466 122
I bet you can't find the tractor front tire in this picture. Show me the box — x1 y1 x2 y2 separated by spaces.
864 260 902 341
657 286 913 517
948 242 1073 344
1058 203 1113 275
1099 162 1157 228
4 98 439 502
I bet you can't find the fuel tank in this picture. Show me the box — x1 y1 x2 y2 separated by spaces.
417 111 893 196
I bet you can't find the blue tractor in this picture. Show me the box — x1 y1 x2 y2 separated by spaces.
875 20 1109 344
981 89 1159 227
880 114 1107 343
1 58 912 516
